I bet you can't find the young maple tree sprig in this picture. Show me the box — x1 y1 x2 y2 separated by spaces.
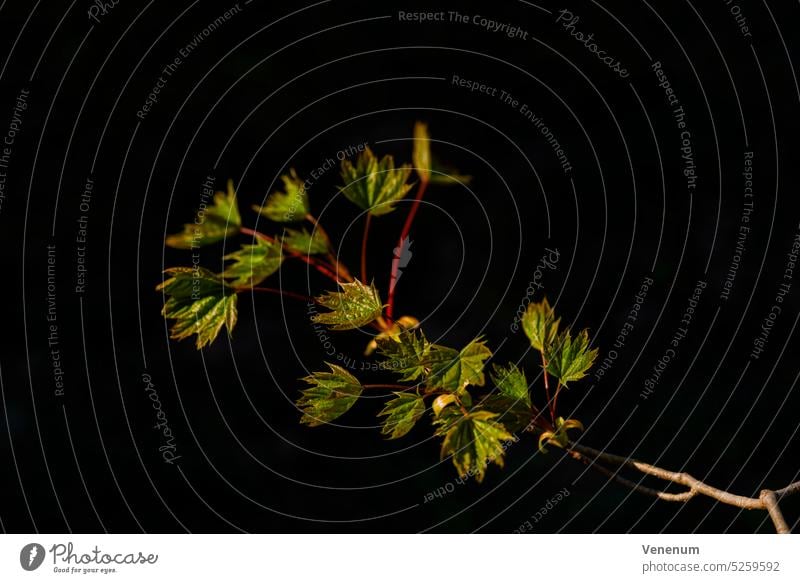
156 123 593 484
158 121 800 533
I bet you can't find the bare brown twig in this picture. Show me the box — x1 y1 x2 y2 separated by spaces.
566 443 799 534
566 449 696 502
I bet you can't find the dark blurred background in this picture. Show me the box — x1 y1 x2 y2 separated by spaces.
0 0 799 533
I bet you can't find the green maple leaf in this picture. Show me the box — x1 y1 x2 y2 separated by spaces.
282 227 330 255
157 267 238 349
166 180 241 249
298 363 363 427
490 363 530 407
545 329 598 385
424 338 492 391
378 392 425 439
376 327 430 382
521 297 561 352
253 169 309 222
311 280 384 331
339 148 413 216
480 363 533 433
480 395 533 433
222 238 283 287
436 410 514 483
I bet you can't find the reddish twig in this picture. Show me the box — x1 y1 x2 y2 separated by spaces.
362 383 414 391
240 226 276 243
386 179 428 320
241 226 340 282
305 214 354 283
246 287 316 304
361 213 372 284
552 382 563 422
542 353 554 422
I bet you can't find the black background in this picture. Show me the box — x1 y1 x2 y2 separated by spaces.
1 0 799 533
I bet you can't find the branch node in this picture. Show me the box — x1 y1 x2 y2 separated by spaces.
760 490 791 534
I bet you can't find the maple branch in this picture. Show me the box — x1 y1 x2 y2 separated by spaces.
239 226 276 243
775 480 800 497
760 490 790 534
541 353 554 423
566 443 799 533
386 178 428 321
361 213 372 284
247 287 315 304
362 383 414 391
240 226 341 282
304 214 355 283
552 382 565 421
567 448 696 502
290 251 340 281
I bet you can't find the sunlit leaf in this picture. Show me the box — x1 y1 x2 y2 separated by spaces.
222 237 283 287
545 329 598 385
376 326 429 381
253 169 309 222
522 297 560 353
339 148 413 216
425 338 492 391
166 180 241 249
490 363 530 407
483 362 534 432
436 410 514 483
378 392 425 439
311 279 384 331
282 227 330 255
298 363 362 426
157 267 238 349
